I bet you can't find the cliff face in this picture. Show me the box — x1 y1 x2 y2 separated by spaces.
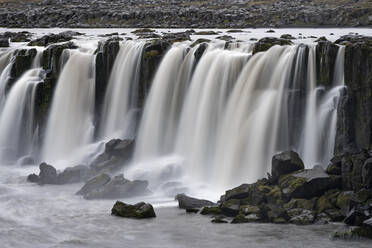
335 36 372 154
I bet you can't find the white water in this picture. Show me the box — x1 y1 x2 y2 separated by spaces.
99 41 144 140
42 50 96 164
133 43 346 190
134 43 195 160
0 68 44 163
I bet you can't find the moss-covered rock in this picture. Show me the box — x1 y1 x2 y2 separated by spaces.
239 205 260 215
111 201 156 219
200 206 221 215
287 208 315 225
220 199 240 217
253 37 292 54
271 151 304 183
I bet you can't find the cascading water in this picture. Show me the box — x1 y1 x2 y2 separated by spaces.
0 50 44 164
41 49 96 164
99 41 145 140
132 43 346 190
134 43 196 161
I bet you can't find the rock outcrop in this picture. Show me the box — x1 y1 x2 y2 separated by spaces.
111 201 156 218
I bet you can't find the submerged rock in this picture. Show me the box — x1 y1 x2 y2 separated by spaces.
111 201 156 219
76 173 111 196
38 162 58 185
76 173 150 200
175 193 214 210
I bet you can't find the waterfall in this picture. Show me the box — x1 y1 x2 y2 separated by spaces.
0 68 45 163
41 49 96 164
134 43 196 161
99 41 145 140
0 38 346 192
132 43 345 190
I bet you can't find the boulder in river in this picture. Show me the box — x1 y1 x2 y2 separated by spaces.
175 193 214 210
76 173 151 200
111 201 156 219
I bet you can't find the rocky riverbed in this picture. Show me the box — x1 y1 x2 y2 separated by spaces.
0 0 372 28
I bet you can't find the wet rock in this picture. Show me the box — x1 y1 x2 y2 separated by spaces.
278 166 341 199
76 173 111 196
28 32 74 46
280 34 296 40
224 183 251 200
271 151 304 182
287 208 315 225
220 199 240 217
326 156 342 175
0 31 32 42
226 29 244 33
216 35 234 41
111 201 156 219
200 206 221 215
8 48 37 89
38 162 58 185
332 225 372 240
253 37 292 54
211 217 228 223
283 198 317 211
186 208 199 213
162 32 190 43
94 39 120 124
27 173 40 183
194 31 218 35
175 193 214 210
362 158 372 188
57 165 89 184
190 38 210 48
132 29 156 34
78 174 150 200
344 206 371 226
0 38 9 47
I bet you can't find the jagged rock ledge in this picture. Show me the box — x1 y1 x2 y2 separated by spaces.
176 150 372 240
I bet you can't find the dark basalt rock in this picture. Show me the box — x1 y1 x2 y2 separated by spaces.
57 165 90 184
278 166 341 199
194 31 218 35
38 162 58 185
315 40 339 87
362 158 372 188
77 174 150 200
89 139 135 176
28 32 74 46
190 38 210 48
162 32 191 43
271 151 304 183
0 31 32 42
175 193 214 210
253 37 292 54
280 34 296 40
138 39 170 107
94 38 120 129
0 38 9 47
335 37 372 156
76 173 111 196
7 48 37 90
35 42 78 130
111 201 156 219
